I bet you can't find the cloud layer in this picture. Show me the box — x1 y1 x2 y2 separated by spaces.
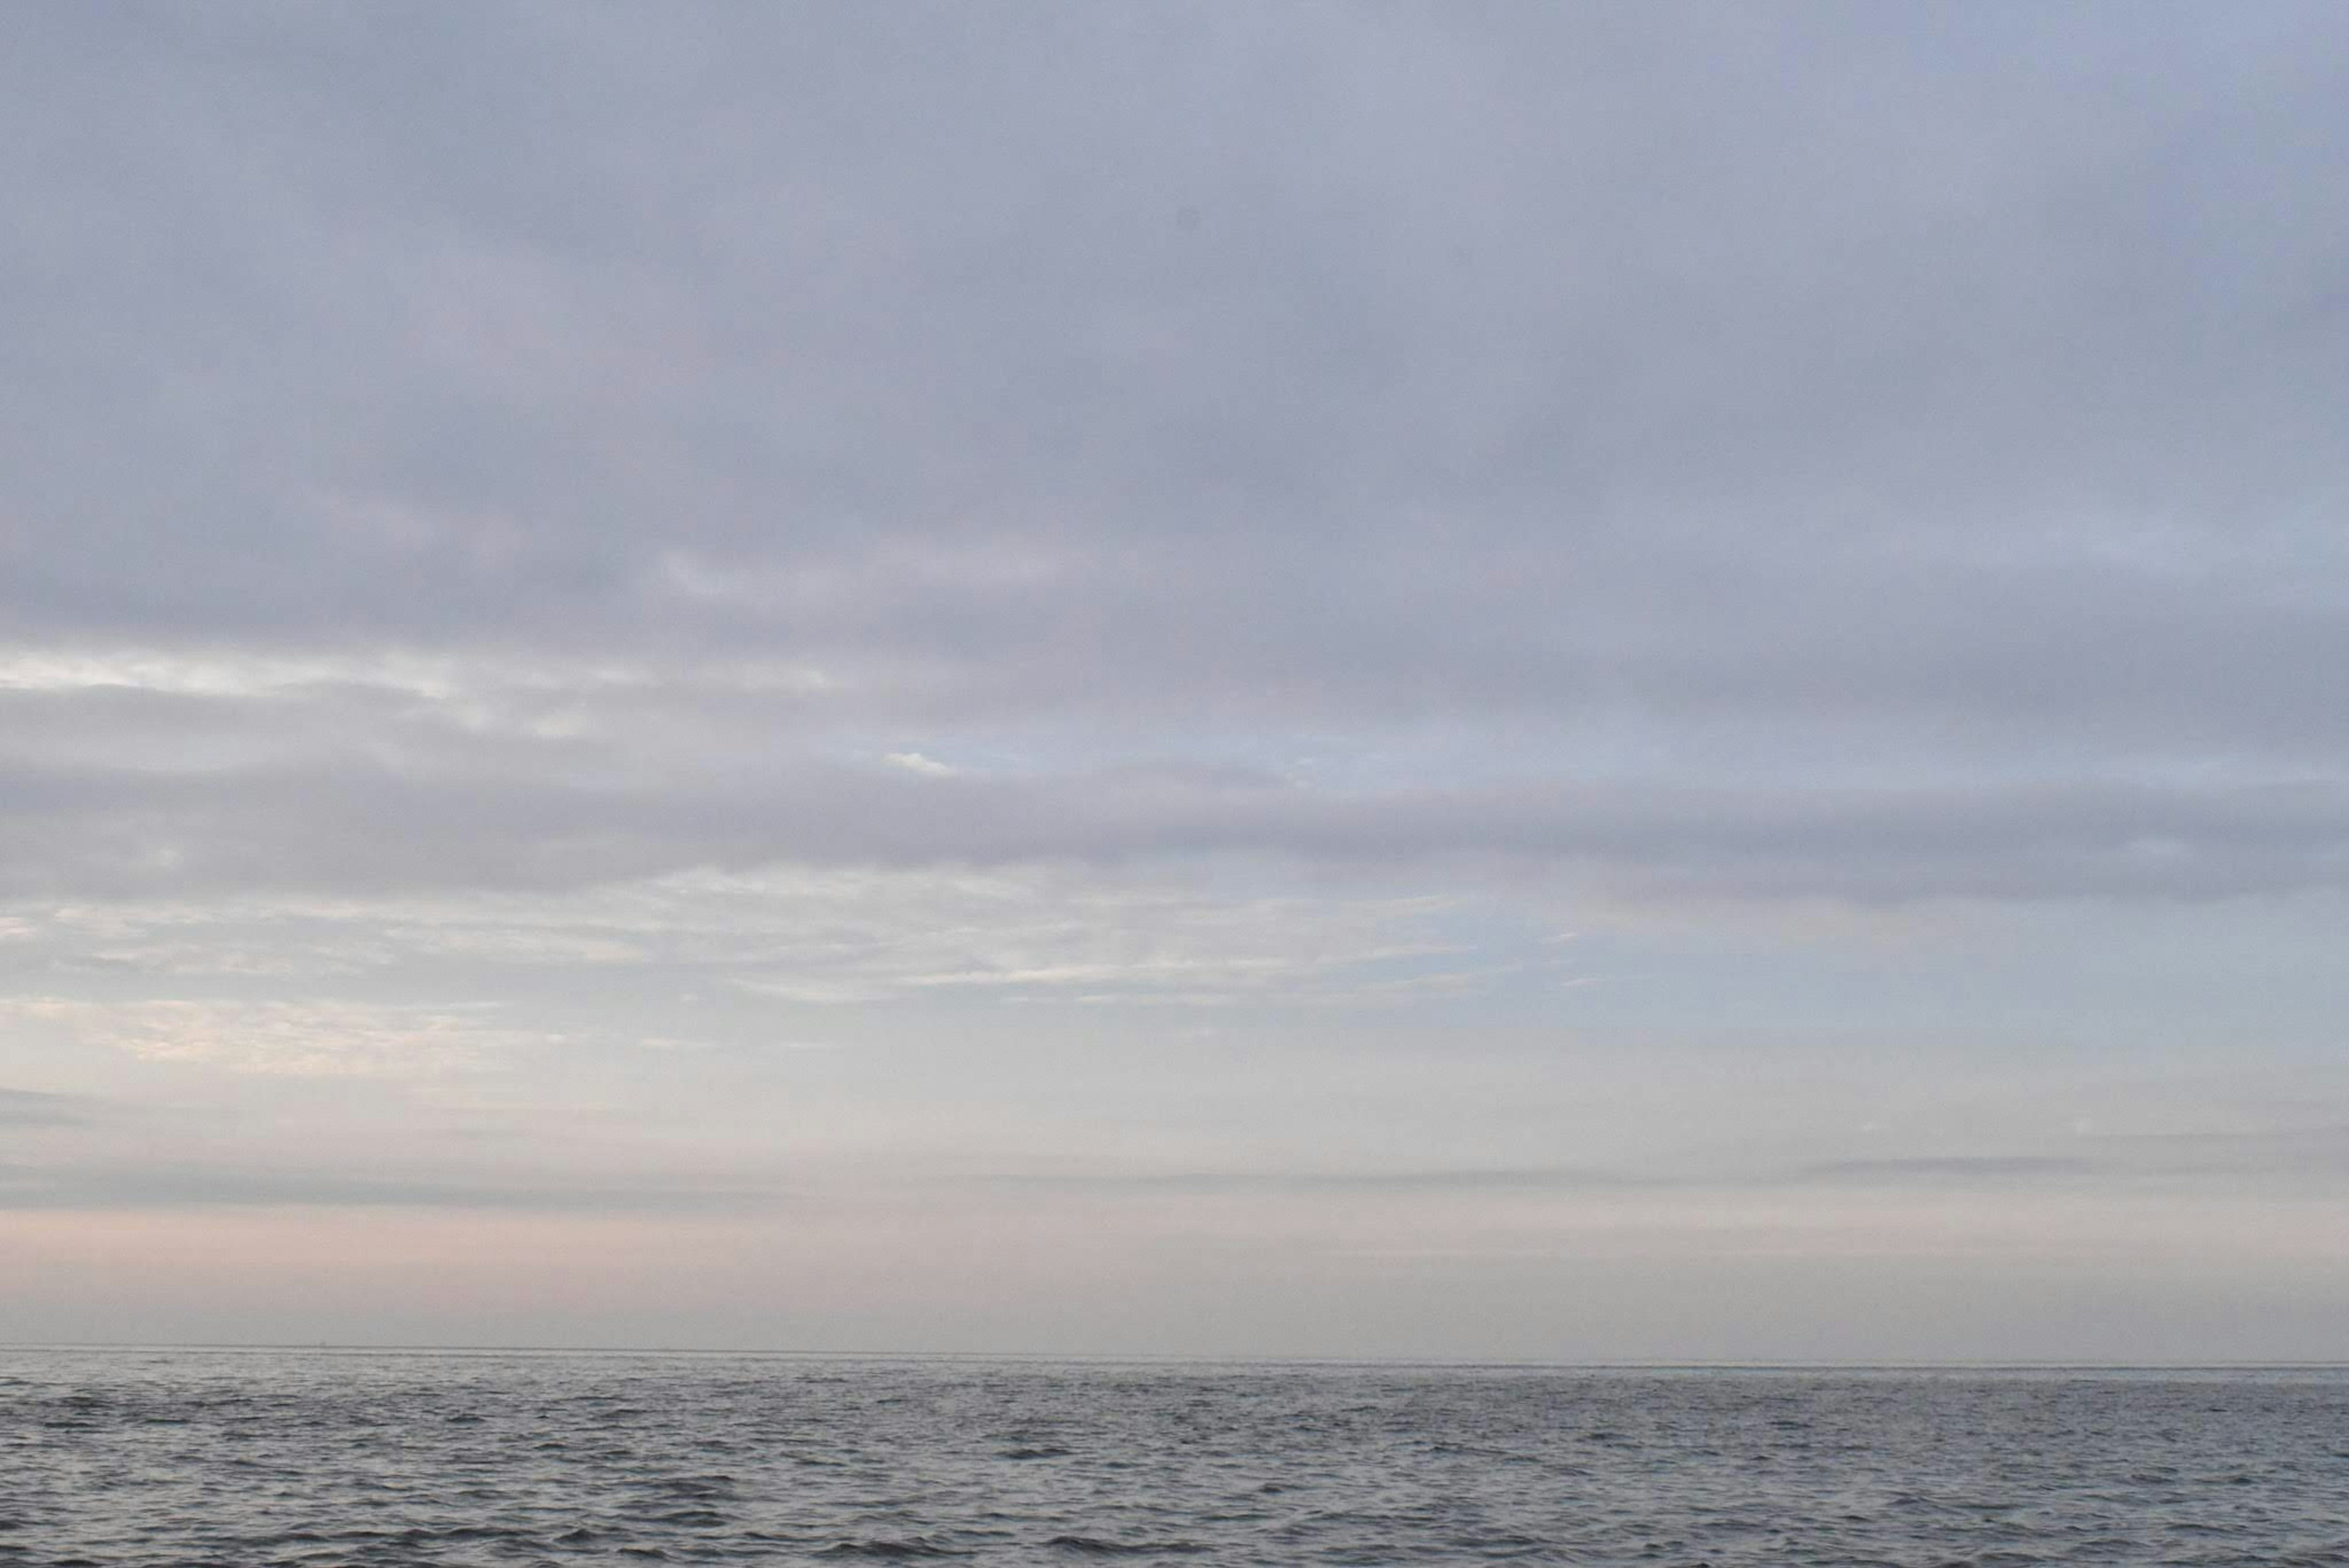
3 4 2347 1356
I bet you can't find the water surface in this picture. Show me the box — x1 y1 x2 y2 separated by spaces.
4 1349 2345 1565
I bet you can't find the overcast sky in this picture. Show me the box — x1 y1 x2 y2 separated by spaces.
4 1 2347 1359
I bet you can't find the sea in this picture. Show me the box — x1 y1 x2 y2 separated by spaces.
3 1349 2345 1566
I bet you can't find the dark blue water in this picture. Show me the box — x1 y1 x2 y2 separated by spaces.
2 1350 2345 1566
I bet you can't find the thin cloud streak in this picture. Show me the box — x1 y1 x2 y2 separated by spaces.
0 1163 776 1214
0 1090 92 1129
4 754 2346 902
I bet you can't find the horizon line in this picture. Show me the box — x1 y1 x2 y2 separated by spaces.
6 1340 2345 1371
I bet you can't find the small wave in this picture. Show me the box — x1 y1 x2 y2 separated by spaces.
393 1525 531 1545
1045 1535 1208 1555
998 1445 1072 1460
817 1538 972 1559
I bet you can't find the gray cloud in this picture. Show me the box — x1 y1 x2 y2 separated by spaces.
2 743 2343 902
4 6 2348 1356
0 1162 774 1214
0 1089 92 1129
1799 1156 2099 1184
973 1166 1652 1196
0 4 2343 920
2 6 2343 752
1800 1130 2349 1187
973 1135 2349 1199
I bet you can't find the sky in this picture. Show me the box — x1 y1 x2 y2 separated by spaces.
3 2 2348 1360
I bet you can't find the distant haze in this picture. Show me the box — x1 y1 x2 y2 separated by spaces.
4 3 2347 1359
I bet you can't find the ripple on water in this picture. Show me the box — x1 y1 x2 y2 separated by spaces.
4 1354 2349 1566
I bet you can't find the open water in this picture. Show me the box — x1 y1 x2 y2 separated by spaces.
2 1350 2345 1566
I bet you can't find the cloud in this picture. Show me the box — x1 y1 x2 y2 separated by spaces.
1798 1130 2349 1187
1798 1156 2098 1184
881 751 956 778
0 1088 92 1129
0 866 1531 1037
978 1135 2349 1202
0 5 2343 920
972 1166 1651 1196
3 738 2345 904
1 7 2342 715
4 998 565 1077
0 1162 772 1213
2 7 2347 1354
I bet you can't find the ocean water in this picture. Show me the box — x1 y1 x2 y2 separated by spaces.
2 1350 2345 1566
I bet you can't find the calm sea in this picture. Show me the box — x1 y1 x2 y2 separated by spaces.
3 1349 2345 1566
